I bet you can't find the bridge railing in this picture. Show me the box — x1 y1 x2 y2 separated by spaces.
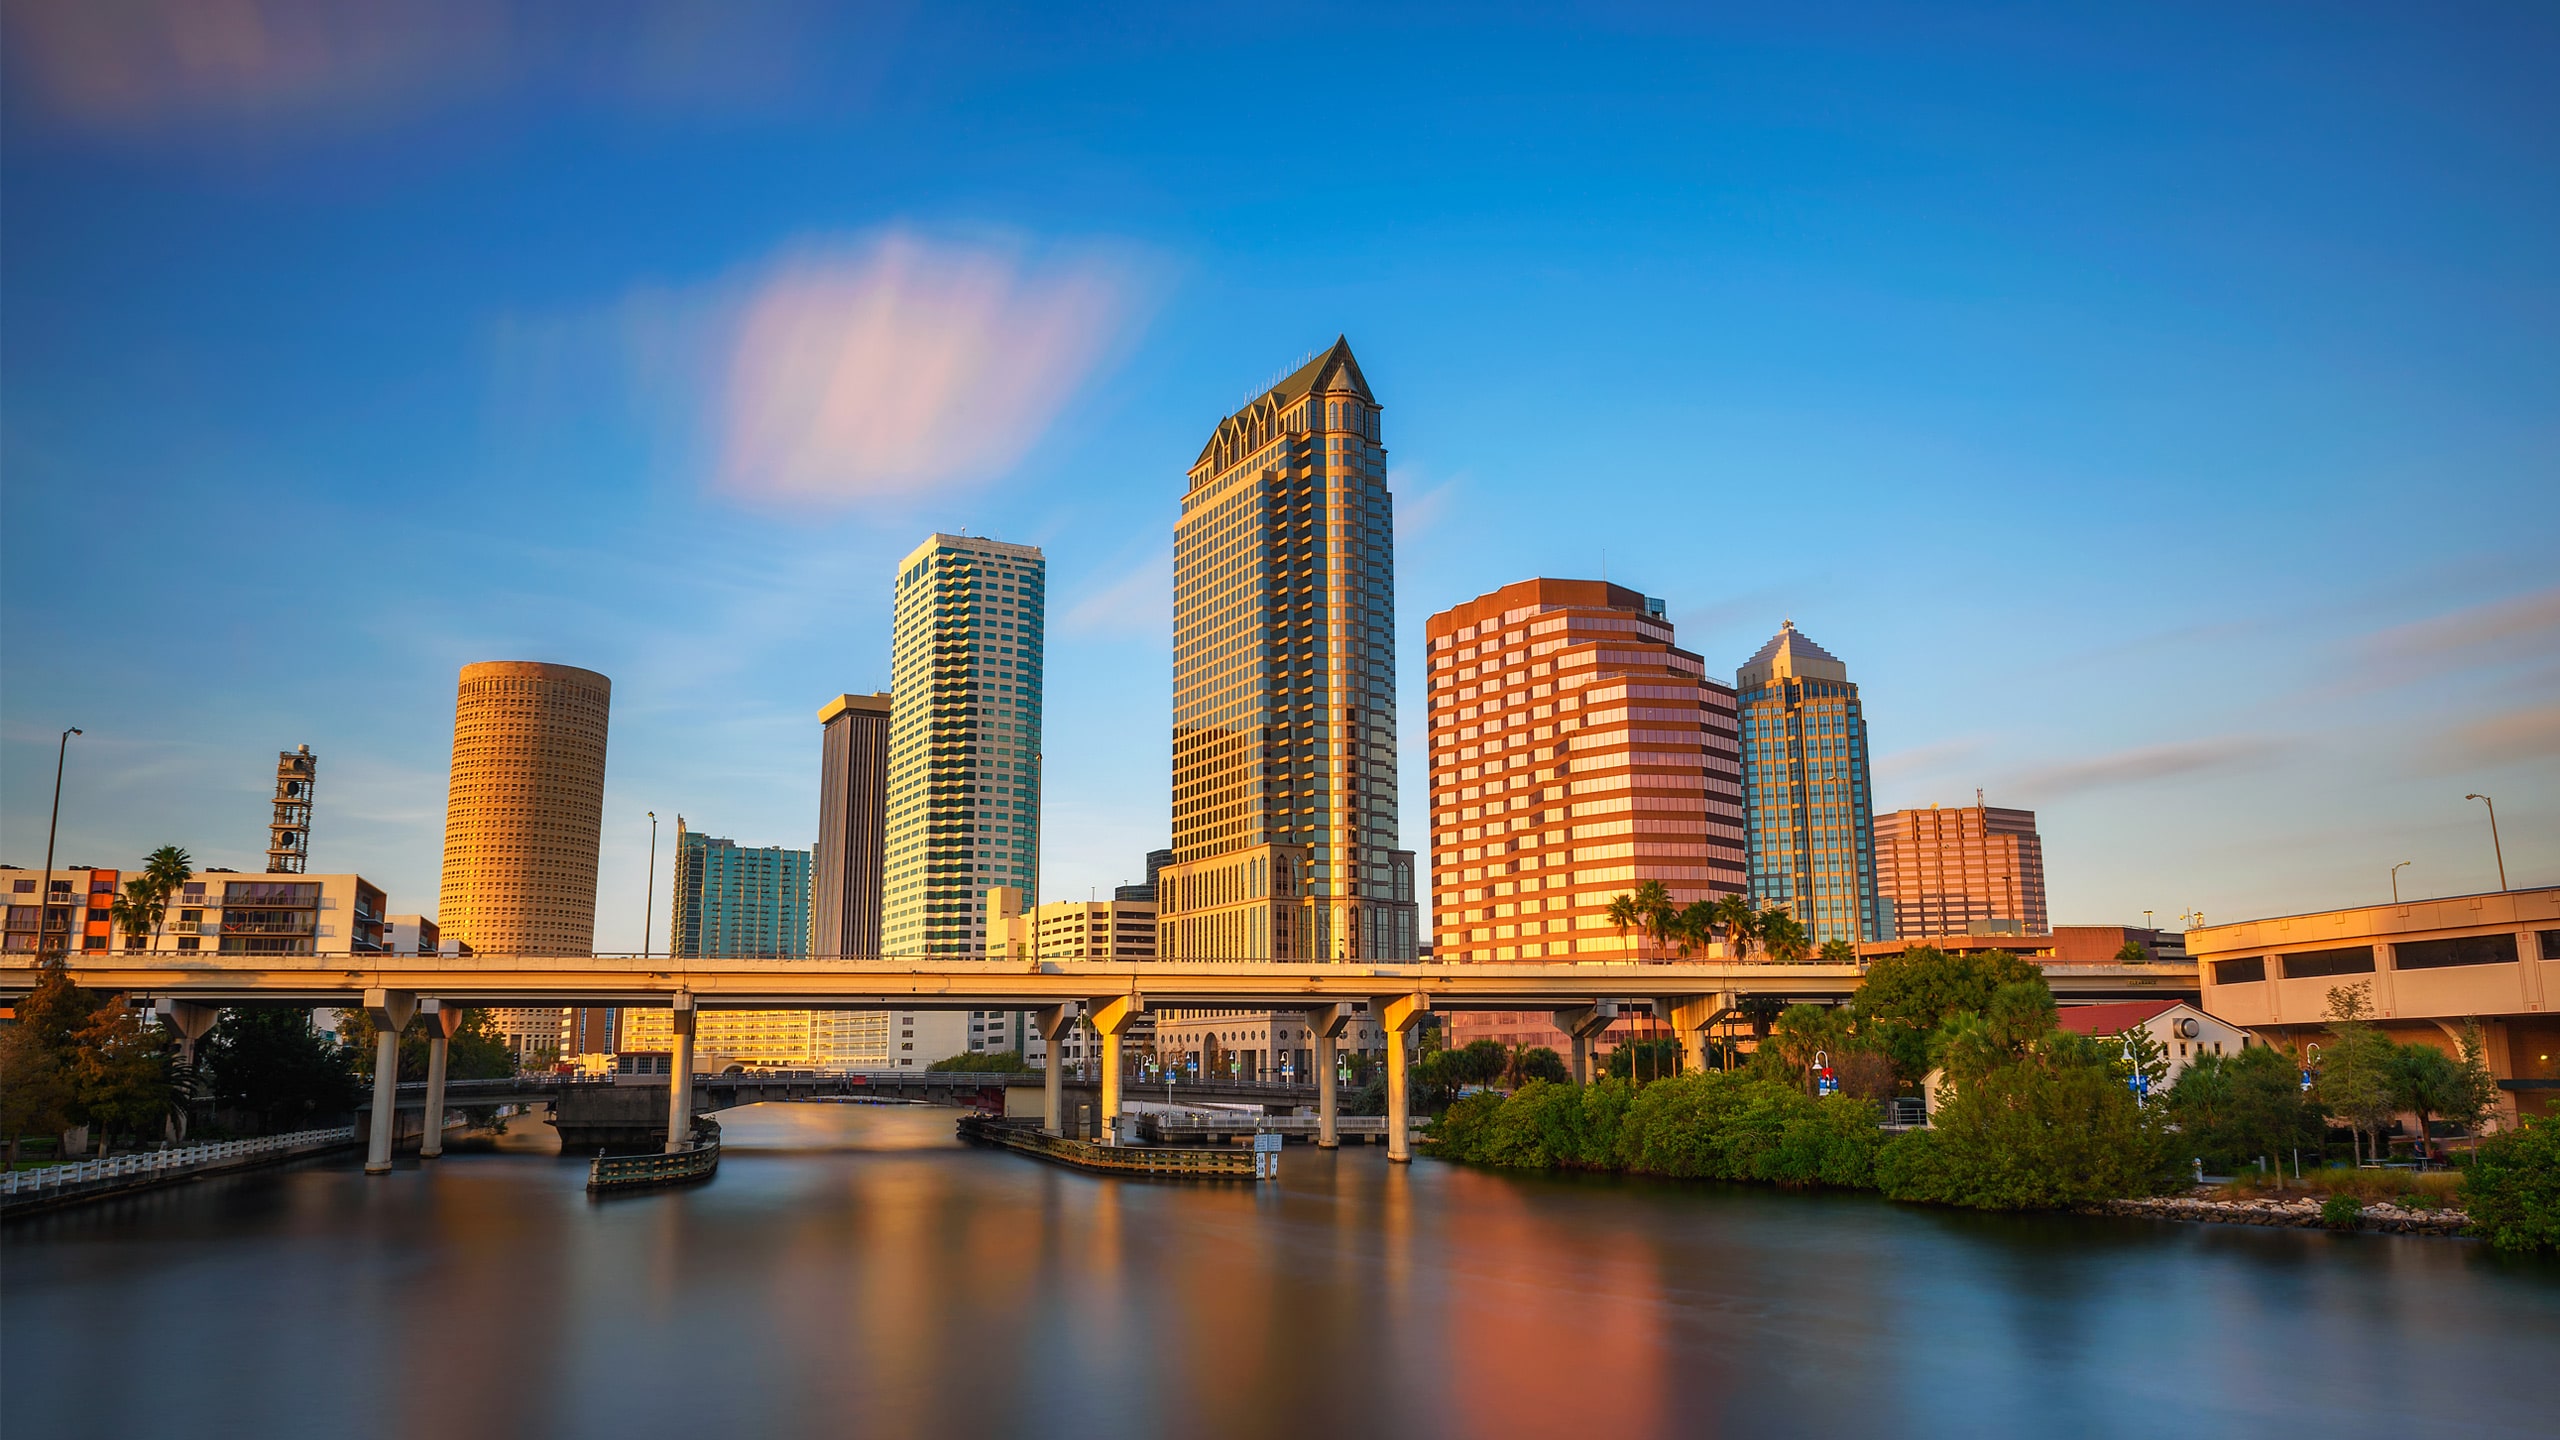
1 1126 357 1202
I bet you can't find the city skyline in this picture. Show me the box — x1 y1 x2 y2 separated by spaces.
4 8 2553 944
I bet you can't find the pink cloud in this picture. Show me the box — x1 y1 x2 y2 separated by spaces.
711 233 1137 507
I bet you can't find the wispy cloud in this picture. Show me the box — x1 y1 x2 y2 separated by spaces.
1061 548 1171 637
1 0 873 131
1872 735 1991 788
714 233 1141 508
2354 585 2560 688
1390 467 1463 546
2007 735 2286 801
2427 701 2560 774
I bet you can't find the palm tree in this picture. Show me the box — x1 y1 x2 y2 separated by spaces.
1605 892 1643 961
141 846 193 948
1715 894 1760 962
1761 912 1812 964
1633 880 1677 961
1818 939 1858 965
109 877 163 953
1673 899 1721 958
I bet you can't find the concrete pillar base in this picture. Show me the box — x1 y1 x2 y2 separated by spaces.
362 989 416 1175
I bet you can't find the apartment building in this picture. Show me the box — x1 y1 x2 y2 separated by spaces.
4 868 391 956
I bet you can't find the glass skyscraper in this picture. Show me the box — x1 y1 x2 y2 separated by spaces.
880 533 1045 957
669 820 811 958
1157 337 1416 961
1735 621 1881 945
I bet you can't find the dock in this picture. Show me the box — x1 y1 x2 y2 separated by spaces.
958 1113 1261 1179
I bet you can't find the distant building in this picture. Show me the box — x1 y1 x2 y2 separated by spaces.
1425 577 1744 966
985 886 1160 1071
1150 1008 1387 1085
670 821 811 959
1157 338 1416 964
813 691 892 959
1873 802 2049 939
384 914 440 955
617 822 886 1071
2191 886 2560 1128
2053 1001 2252 1084
881 534 1045 957
1735 622 1880 944
437 660 611 955
1115 849 1172 903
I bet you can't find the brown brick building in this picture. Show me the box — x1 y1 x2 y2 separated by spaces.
1872 801 2049 939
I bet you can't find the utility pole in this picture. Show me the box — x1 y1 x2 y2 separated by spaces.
38 728 80 961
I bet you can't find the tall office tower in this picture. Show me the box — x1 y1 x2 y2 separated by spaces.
1734 622 1880 944
266 745 316 873
880 534 1045 958
437 661 611 954
1873 801 2048 939
1425 578 1745 966
670 819 812 958
813 692 893 958
1157 338 1416 961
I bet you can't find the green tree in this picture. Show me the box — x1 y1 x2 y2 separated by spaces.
2463 1115 2560 1253
2313 984 2398 1165
2445 1024 2500 1148
0 1015 74 1167
1506 1044 1569 1087
2109 1022 2171 1104
1757 1004 1850 1091
339 1007 525 1082
1604 892 1644 961
1759 911 1812 964
1605 1036 1686 1081
1818 939 1859 965
1670 899 1721 958
1877 1043 2173 1210
2114 940 2151 964
2166 1044 2323 1173
72 1000 180 1154
928 1050 1031 1072
1852 945 2046 1083
108 876 165 953
1714 895 1760 962
5 958 92 1160
200 1008 363 1133
2390 1043 2463 1159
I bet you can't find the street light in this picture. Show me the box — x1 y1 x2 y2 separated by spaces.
2463 795 2507 892
2391 861 2412 905
38 728 80 961
641 811 659 958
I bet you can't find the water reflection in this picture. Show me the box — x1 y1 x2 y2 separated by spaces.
5 1103 2554 1439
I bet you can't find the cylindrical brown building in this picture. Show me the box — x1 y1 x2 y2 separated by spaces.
438 661 612 955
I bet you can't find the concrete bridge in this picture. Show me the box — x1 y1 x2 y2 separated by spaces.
0 954 2196 1172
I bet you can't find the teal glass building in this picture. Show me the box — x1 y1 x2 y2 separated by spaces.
671 819 813 958
1735 622 1881 945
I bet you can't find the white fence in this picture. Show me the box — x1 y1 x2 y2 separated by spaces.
2 1126 357 1202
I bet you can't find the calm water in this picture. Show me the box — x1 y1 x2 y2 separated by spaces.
6 1104 2555 1439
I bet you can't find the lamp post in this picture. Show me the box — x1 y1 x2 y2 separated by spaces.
641 811 659 958
2462 795 2506 892
38 728 81 962
2391 861 2411 905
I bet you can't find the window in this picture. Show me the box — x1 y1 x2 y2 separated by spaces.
2280 946 2374 980
2393 933 2518 970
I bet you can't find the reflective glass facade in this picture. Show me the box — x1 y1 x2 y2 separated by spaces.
1735 622 1881 944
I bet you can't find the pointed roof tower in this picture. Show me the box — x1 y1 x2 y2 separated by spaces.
1194 336 1374 468
1737 619 1849 687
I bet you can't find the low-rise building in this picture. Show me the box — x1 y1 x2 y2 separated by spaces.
985 888 1161 1071
2053 1000 2253 1083
2191 886 2560 1125
5 867 389 955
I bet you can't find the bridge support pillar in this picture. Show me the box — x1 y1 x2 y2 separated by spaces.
153 998 223 1067
1304 1004 1355 1148
1034 1005 1079 1136
1656 992 1733 1077
1551 1002 1620 1085
665 994 695 1154
419 1000 465 1158
363 989 416 1175
1375 993 1432 1164
1087 993 1145 1145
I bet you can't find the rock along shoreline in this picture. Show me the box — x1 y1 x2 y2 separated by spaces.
2097 1194 2471 1237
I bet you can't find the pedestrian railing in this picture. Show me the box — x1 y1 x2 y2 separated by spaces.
2 1126 357 1201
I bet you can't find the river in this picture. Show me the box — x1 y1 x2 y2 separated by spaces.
5 1103 2553 1438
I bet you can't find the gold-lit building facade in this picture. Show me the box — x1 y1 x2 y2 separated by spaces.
1157 338 1416 961
436 660 611 955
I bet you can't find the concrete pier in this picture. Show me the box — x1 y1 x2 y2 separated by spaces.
362 988 415 1175
1376 992 1430 1164
418 1000 463 1158
664 994 695 1154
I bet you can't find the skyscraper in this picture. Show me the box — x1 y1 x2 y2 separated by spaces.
1157 338 1416 961
1425 578 1744 965
437 660 611 954
1734 622 1879 944
813 691 893 959
880 534 1044 957
670 819 812 958
1873 801 2049 939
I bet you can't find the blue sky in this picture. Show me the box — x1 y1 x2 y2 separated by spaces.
4 2 2553 947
